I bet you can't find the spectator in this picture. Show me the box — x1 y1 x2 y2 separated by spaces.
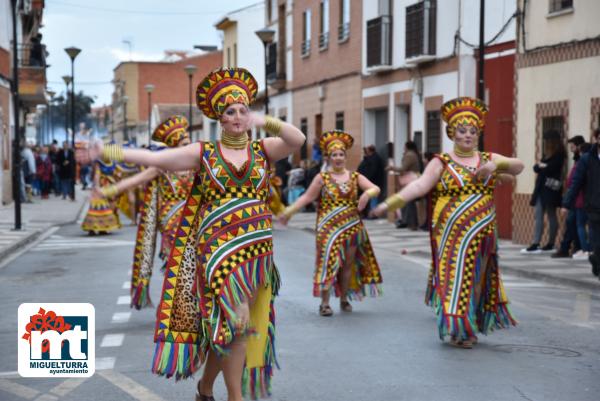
35 146 53 199
551 135 585 258
275 157 292 204
357 145 385 213
56 141 75 200
287 164 306 205
21 142 36 203
572 142 593 260
387 141 423 229
522 130 566 254
562 129 600 277
49 140 60 195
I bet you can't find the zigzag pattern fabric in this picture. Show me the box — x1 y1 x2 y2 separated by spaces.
81 161 121 233
425 152 516 341
314 172 382 299
115 162 140 221
153 140 279 399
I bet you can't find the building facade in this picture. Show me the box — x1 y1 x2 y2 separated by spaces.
512 0 600 244
111 50 222 145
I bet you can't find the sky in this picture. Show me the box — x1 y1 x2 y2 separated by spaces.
41 0 261 107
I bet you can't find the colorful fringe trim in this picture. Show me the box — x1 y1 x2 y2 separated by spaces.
130 281 152 310
243 365 274 400
151 341 202 380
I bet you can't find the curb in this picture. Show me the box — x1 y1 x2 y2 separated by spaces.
289 224 600 292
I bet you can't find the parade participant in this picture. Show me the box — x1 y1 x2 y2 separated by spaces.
114 141 141 224
81 154 122 235
268 173 285 216
97 116 193 310
372 97 524 348
79 67 305 401
279 130 383 316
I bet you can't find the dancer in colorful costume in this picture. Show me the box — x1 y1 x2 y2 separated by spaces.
280 130 383 316
372 97 524 348
98 116 193 310
81 156 121 234
78 67 305 401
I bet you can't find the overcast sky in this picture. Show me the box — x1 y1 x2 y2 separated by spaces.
42 0 260 107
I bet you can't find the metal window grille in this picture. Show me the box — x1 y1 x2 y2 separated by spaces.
405 0 436 59
549 0 573 13
366 15 393 67
335 112 344 130
426 111 441 153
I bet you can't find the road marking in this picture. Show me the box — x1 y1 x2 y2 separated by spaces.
96 357 116 370
0 371 19 378
122 281 130 289
111 312 131 323
0 226 60 270
46 378 88 397
101 333 125 347
98 370 166 401
0 378 40 400
117 295 131 305
34 395 57 401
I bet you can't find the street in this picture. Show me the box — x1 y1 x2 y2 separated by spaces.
0 220 599 401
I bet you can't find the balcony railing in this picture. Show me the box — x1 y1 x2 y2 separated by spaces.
319 32 329 50
338 22 350 42
18 43 47 68
301 39 311 57
366 15 393 69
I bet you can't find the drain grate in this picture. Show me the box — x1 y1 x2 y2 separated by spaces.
492 344 581 358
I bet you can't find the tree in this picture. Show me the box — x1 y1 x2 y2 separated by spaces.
51 91 95 131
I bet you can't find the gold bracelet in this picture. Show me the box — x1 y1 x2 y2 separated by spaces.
493 157 510 172
365 187 379 199
282 204 300 219
383 194 406 212
100 184 118 199
263 116 283 137
102 144 125 163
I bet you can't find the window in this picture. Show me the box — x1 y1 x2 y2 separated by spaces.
366 15 392 67
319 0 330 50
335 112 344 130
426 111 441 153
405 0 436 59
302 10 312 57
542 116 564 137
233 43 237 67
226 47 231 68
549 0 573 13
300 118 308 159
338 0 350 42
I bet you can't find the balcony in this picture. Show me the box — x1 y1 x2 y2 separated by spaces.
405 0 436 65
366 15 393 72
18 43 47 105
266 42 287 90
319 32 329 51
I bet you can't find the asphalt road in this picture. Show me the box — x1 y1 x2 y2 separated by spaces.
0 222 599 401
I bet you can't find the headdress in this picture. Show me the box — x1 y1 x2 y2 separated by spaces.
319 130 354 155
196 68 258 120
151 115 189 147
441 97 488 139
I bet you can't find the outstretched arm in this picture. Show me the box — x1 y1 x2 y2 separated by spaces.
254 114 306 162
372 158 444 217
475 153 524 181
99 167 160 199
279 173 324 224
82 142 202 172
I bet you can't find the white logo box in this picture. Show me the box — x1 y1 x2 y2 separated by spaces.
18 303 95 378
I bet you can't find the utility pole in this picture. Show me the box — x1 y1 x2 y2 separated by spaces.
10 0 22 230
478 0 485 150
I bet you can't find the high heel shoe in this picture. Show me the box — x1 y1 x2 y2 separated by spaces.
195 381 215 401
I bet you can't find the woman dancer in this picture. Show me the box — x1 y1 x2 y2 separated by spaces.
280 130 382 316
98 116 193 309
373 97 524 348
81 155 121 235
80 67 304 401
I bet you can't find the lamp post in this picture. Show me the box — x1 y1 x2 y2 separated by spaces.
64 46 81 200
144 84 155 145
255 28 275 119
61 75 71 141
11 0 21 229
47 90 55 142
122 95 129 142
183 64 197 140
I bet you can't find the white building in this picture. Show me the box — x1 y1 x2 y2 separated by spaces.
361 0 516 165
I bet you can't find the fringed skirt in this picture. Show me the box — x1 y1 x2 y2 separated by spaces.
81 197 121 233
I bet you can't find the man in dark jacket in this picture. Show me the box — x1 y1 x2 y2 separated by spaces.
56 141 75 200
562 129 600 277
357 145 385 212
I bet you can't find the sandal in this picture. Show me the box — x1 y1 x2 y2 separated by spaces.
449 337 473 349
196 381 215 401
319 304 333 316
340 300 353 313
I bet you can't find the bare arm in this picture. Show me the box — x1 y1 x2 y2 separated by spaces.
357 173 380 212
491 153 524 175
111 167 160 196
255 114 306 162
288 173 324 211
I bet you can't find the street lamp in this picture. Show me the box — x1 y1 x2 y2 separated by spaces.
64 46 81 200
47 90 55 142
183 64 197 140
255 28 275 138
10 0 22 229
61 75 71 140
144 84 155 146
122 95 129 142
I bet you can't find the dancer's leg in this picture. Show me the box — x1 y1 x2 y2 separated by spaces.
339 245 357 303
198 350 221 396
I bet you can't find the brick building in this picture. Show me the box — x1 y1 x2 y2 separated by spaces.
111 50 222 145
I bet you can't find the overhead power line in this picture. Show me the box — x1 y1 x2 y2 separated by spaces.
48 0 239 16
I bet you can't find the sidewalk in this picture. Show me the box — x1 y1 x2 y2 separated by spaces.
285 212 600 291
0 187 88 264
